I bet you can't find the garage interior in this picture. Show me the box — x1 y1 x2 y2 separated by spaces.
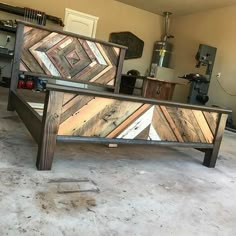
0 0 236 235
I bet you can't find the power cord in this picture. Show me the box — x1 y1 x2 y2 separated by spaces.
216 77 236 96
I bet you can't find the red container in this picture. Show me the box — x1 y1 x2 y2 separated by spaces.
25 79 34 89
17 80 25 89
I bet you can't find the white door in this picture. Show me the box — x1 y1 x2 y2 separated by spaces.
64 8 99 38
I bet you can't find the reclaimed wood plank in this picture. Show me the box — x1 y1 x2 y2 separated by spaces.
151 106 177 141
58 97 113 135
69 99 143 137
192 110 214 143
37 90 64 170
11 91 42 143
203 113 228 167
135 125 151 140
203 111 219 135
60 94 95 123
21 28 50 73
117 106 154 139
182 109 206 143
159 106 184 142
107 104 151 138
166 107 201 143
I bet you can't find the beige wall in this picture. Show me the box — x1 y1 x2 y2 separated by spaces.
1 0 163 74
171 5 236 123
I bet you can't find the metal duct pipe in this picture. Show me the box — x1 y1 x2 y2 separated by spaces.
162 11 174 42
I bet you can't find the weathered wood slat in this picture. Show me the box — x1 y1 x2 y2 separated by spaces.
183 109 207 143
203 111 219 135
152 106 177 141
166 107 202 142
59 98 143 137
107 104 151 138
192 110 214 143
58 97 113 135
60 94 94 123
117 106 154 140
37 91 64 170
20 25 125 87
62 93 77 106
135 125 151 140
11 91 42 143
159 106 184 142
21 28 50 73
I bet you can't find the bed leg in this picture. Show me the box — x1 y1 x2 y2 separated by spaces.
203 113 228 168
36 90 64 170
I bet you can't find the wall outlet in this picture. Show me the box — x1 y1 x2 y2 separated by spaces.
216 72 221 78
6 35 11 43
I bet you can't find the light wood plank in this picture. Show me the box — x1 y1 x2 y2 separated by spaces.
152 106 177 142
107 104 151 138
72 100 143 137
166 107 202 143
160 106 184 142
60 94 94 123
192 110 214 143
203 111 219 135
182 109 206 143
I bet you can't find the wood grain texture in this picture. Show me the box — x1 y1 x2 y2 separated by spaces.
60 94 94 123
159 106 184 142
57 93 222 144
37 91 64 170
11 91 42 143
151 106 177 141
20 26 124 87
203 113 228 167
192 110 214 143
166 107 203 142
107 104 151 138
182 109 206 143
58 98 143 137
203 111 219 135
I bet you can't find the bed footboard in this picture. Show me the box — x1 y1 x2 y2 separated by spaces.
35 83 230 170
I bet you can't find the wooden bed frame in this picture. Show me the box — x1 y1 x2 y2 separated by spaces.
8 22 231 170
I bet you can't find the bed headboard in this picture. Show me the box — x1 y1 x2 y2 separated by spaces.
15 21 127 91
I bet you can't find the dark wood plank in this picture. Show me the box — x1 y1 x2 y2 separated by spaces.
46 83 231 115
114 48 126 93
7 23 24 111
17 21 128 50
10 91 42 143
37 90 64 170
21 27 50 73
203 113 228 168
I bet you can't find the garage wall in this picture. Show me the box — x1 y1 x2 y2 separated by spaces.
0 0 163 74
171 5 236 124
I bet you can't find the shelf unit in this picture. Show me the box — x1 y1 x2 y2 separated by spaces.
0 24 16 33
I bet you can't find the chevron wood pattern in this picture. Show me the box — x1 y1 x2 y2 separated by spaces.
58 93 219 144
20 26 122 86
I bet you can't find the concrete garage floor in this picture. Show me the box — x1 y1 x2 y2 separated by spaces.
0 87 236 236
